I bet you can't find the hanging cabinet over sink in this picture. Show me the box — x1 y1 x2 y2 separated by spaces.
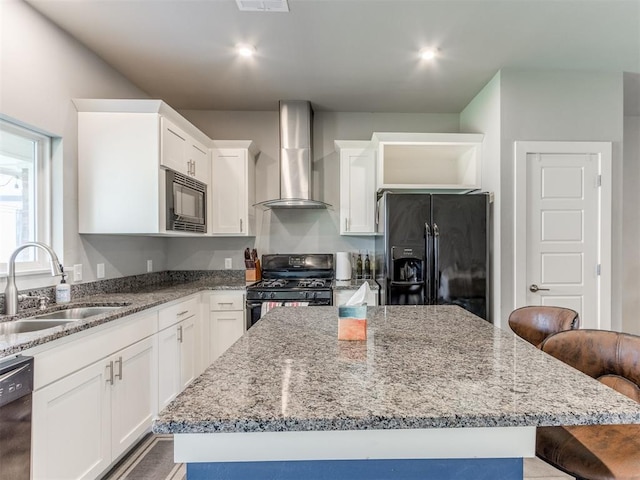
372 132 484 193
74 99 211 236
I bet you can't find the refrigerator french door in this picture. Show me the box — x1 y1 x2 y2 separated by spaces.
376 192 491 321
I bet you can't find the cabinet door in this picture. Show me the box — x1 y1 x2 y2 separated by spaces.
179 315 197 390
32 360 111 480
211 149 247 235
161 117 188 175
111 336 157 459
210 310 245 361
340 149 376 235
157 325 181 411
190 141 210 184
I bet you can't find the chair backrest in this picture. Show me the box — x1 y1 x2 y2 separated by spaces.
541 329 640 403
508 306 580 348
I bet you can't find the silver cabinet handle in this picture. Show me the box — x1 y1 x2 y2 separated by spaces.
177 325 183 343
106 361 114 385
240 218 243 232
345 218 349 232
192 160 196 176
114 356 123 381
529 284 550 292
177 310 189 317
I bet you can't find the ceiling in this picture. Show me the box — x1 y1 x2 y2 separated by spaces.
24 0 640 113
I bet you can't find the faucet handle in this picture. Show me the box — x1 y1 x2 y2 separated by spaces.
38 296 48 310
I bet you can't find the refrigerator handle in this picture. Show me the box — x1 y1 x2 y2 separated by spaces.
433 222 440 302
425 222 432 305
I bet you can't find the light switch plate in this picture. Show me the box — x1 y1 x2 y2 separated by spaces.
73 264 82 282
97 263 105 279
225 258 232 269
147 260 153 272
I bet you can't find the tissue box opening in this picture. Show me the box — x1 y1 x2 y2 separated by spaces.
338 305 367 341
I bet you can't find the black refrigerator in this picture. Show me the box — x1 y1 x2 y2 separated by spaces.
375 192 491 321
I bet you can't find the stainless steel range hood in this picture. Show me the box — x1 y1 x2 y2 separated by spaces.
256 100 331 209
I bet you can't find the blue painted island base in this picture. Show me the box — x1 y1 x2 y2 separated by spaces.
186 458 524 480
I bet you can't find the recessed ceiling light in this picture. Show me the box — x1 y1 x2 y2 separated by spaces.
238 44 256 58
419 48 438 61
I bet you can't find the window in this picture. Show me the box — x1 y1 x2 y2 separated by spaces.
0 118 52 274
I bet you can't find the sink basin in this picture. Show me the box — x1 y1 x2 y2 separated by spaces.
32 306 123 320
0 319 75 335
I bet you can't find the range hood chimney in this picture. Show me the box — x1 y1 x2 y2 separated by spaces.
256 100 330 209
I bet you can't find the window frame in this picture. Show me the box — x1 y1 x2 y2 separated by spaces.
0 118 53 275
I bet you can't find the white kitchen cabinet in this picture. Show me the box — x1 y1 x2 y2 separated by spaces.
210 141 258 236
335 141 377 235
208 291 246 362
161 117 210 183
371 132 484 192
32 333 157 480
74 98 211 235
334 286 379 306
157 296 199 410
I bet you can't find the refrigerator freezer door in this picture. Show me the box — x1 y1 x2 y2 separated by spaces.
432 194 489 320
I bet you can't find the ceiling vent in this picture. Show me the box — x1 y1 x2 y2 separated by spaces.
236 0 289 12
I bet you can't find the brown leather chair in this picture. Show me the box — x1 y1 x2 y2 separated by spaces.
508 306 580 348
537 329 640 479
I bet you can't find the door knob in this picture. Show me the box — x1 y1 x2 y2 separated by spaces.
529 284 550 292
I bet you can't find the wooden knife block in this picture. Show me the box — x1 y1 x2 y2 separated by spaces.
245 260 261 282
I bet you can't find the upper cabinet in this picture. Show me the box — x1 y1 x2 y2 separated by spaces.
161 118 210 184
335 141 377 235
210 140 258 236
74 99 211 236
372 132 484 193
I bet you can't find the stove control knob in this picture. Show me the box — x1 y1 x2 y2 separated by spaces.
269 292 276 299
258 292 264 299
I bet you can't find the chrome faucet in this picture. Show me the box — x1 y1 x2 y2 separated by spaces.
4 242 63 315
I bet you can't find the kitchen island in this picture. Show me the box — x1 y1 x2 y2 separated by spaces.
153 305 640 479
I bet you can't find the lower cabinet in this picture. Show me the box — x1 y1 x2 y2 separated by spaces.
32 335 157 480
209 291 246 362
157 296 199 410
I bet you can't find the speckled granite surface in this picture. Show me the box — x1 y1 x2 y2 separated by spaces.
153 305 640 434
0 270 246 359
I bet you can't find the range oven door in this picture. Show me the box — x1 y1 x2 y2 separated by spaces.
246 298 332 329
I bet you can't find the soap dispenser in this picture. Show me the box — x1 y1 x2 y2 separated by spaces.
56 268 71 304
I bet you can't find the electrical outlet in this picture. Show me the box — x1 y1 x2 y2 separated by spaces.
73 264 82 282
224 258 232 269
97 263 105 279
147 259 153 272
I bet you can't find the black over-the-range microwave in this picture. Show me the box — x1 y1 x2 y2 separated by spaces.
165 169 207 233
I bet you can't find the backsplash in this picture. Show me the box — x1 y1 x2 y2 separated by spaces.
0 270 245 315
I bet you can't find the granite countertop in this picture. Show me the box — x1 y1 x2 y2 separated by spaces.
153 305 640 434
0 275 246 359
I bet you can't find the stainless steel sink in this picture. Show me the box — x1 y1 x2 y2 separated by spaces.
32 306 123 320
0 319 75 335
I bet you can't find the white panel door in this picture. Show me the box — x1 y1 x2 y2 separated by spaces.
515 142 612 330
211 149 247 234
32 360 110 480
340 148 376 235
210 310 245 361
179 316 197 391
157 325 181 410
111 336 157 459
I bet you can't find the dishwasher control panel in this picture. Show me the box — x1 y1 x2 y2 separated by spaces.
0 356 33 407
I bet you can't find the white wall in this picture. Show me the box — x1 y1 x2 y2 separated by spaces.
499 69 624 329
0 0 166 290
460 72 502 326
168 110 460 270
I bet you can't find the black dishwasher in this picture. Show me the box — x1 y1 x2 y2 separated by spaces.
0 355 34 480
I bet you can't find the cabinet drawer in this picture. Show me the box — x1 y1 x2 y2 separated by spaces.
209 292 244 311
158 295 200 330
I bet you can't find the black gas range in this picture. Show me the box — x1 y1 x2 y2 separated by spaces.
246 253 334 328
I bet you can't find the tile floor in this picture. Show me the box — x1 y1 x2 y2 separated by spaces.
105 434 573 480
